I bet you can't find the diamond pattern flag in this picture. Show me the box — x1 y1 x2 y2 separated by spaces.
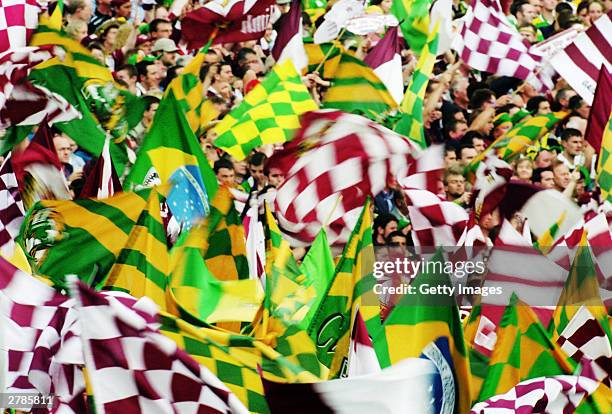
0 0 39 53
213 60 318 160
0 152 24 256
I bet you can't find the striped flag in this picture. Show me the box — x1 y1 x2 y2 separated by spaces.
73 281 249 414
304 41 343 79
322 53 397 121
0 153 24 256
394 21 439 148
271 0 307 73
550 10 612 104
364 26 403 105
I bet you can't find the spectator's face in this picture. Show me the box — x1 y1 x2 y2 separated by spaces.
143 102 159 123
479 210 500 231
138 41 153 55
232 159 247 175
144 64 162 87
535 150 554 168
460 147 478 165
116 2 131 18
589 2 604 22
454 111 466 123
243 52 262 73
519 28 537 43
562 135 583 156
53 136 72 163
473 138 486 153
161 51 177 66
216 168 235 186
445 174 466 197
72 24 88 42
553 163 570 189
493 123 512 139
267 167 285 187
152 22 172 39
542 0 557 11
217 82 232 99
205 52 221 64
537 100 551 115
104 28 118 46
218 65 234 83
529 0 542 14
249 163 265 184
116 69 136 87
516 160 533 180
575 101 590 119
449 123 468 140
381 0 393 13
384 221 398 239
75 3 93 21
558 90 576 108
444 150 457 166
389 235 406 247
539 170 555 188
518 4 538 25
578 7 589 24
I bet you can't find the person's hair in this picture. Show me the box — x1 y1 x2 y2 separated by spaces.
577 1 591 14
149 18 171 34
555 2 573 14
443 165 465 184
518 23 537 34
469 88 495 110
236 47 256 66
160 65 181 90
87 41 104 53
462 131 484 147
589 0 605 10
568 95 584 112
444 143 457 156
560 128 582 141
373 213 398 233
532 167 552 183
445 119 467 134
459 144 476 158
214 158 234 174
557 9 582 29
248 151 267 167
511 0 530 17
136 60 155 79
116 64 137 78
64 0 87 15
142 95 160 111
65 19 87 40
385 231 408 245
515 157 534 169
556 88 574 104
526 96 548 114
497 103 517 114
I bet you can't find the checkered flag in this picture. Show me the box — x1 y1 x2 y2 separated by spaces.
73 280 248 414
0 152 24 256
0 0 39 53
470 375 604 413
457 0 550 91
557 305 612 387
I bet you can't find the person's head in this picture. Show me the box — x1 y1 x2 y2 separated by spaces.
248 152 267 185
443 165 466 198
588 1 605 23
136 60 162 89
552 159 571 190
214 158 235 186
65 19 88 42
115 64 137 89
155 5 170 20
555 88 577 110
447 120 468 141
459 145 478 165
532 167 555 188
373 213 399 241
152 38 179 67
386 230 408 247
542 0 558 12
66 0 92 22
232 157 248 177
535 149 555 168
444 145 458 167
529 0 542 14
53 134 73 163
142 95 160 124
215 63 234 84
470 88 496 111
493 113 513 139
568 95 590 119
565 115 587 137
526 96 551 115
237 47 263 75
111 0 131 18
149 18 172 39
515 158 534 181
450 78 470 104
98 23 120 49
560 128 583 156
205 49 221 64
462 131 486 153
518 23 538 43
87 42 105 64
265 166 285 187
513 0 539 25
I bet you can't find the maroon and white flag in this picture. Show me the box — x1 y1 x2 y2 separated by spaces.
271 109 422 245
550 10 611 104
364 25 403 105
79 135 122 199
271 0 307 73
346 309 380 377
0 0 39 53
182 0 276 50
457 0 550 91
0 153 24 257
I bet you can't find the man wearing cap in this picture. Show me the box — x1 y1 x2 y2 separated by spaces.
152 38 179 67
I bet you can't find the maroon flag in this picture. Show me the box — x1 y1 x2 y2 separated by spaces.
584 68 612 155
79 136 122 199
181 0 276 50
0 0 39 53
364 25 403 104
271 0 307 72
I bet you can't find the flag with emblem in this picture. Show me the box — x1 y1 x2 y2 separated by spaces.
394 22 439 148
159 312 323 413
102 187 170 310
478 294 576 401
74 281 249 414
307 200 379 379
391 0 432 55
371 250 472 413
322 53 397 121
213 60 318 160
597 109 612 204
19 187 155 289
125 92 217 229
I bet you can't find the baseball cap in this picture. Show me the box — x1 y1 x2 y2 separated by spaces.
152 38 179 54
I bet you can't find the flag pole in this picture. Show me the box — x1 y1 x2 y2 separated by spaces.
313 27 347 74
199 27 219 54
323 194 344 227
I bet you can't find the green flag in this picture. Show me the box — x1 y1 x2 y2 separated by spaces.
391 0 432 55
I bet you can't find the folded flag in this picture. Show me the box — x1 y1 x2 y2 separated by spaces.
73 281 249 414
550 10 612 104
182 0 276 50
322 53 397 121
214 60 318 160
272 0 308 73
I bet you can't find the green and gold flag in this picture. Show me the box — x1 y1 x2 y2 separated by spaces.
322 53 397 121
596 110 612 203
391 0 432 55
213 60 318 160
